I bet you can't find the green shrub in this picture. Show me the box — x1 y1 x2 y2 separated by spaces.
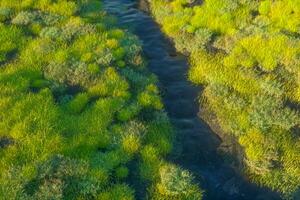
139 145 162 181
138 84 163 110
89 167 110 185
115 166 129 179
87 63 100 74
97 184 134 200
106 38 119 49
67 93 90 114
48 1 77 16
113 47 126 60
12 11 36 25
0 7 12 22
30 155 101 199
117 60 126 68
122 133 141 155
40 27 61 39
155 164 203 199
44 60 94 87
0 24 25 62
145 114 173 156
117 103 141 122
30 79 50 89
259 0 271 15
108 29 125 39
239 130 279 175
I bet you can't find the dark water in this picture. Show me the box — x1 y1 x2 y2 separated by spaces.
103 1 280 199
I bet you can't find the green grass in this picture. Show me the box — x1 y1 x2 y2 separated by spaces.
149 0 300 198
0 0 203 199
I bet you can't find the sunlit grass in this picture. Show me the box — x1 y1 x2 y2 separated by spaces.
0 0 204 199
149 0 300 198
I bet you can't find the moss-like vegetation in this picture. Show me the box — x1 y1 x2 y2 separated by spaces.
149 0 300 198
0 0 203 199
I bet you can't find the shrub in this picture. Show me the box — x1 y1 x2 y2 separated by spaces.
41 12 63 26
96 184 135 200
175 28 213 52
115 166 129 179
89 167 109 185
30 79 50 89
30 155 101 199
195 28 213 45
239 130 279 175
156 164 203 199
108 29 125 39
117 103 141 122
44 60 93 87
48 1 77 16
87 63 100 74
113 47 126 60
106 39 119 49
117 60 126 68
139 145 162 181
122 134 141 155
259 0 271 15
145 114 173 155
67 93 90 114
40 27 61 40
96 51 114 66
12 11 36 25
249 95 299 131
0 25 25 62
138 84 163 110
60 18 96 41
0 7 12 22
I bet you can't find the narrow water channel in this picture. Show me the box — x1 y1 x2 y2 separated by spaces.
103 1 280 199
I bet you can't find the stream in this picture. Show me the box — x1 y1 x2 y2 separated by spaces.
103 1 280 199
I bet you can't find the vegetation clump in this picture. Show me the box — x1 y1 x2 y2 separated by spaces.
0 0 203 199
149 0 300 198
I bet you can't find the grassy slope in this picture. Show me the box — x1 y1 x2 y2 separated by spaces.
0 0 203 199
148 0 300 198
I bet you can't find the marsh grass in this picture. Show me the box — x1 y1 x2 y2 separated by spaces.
149 0 300 198
0 0 203 199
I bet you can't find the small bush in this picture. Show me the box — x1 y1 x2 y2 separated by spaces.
122 134 141 155
87 63 100 74
106 39 119 49
40 27 61 40
113 47 126 60
50 2 77 16
97 184 135 200
30 79 50 89
0 7 12 22
139 145 161 181
117 103 141 122
156 164 203 199
138 84 163 110
116 60 126 68
67 93 90 114
115 166 129 179
12 11 36 25
108 29 125 39
0 25 25 62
